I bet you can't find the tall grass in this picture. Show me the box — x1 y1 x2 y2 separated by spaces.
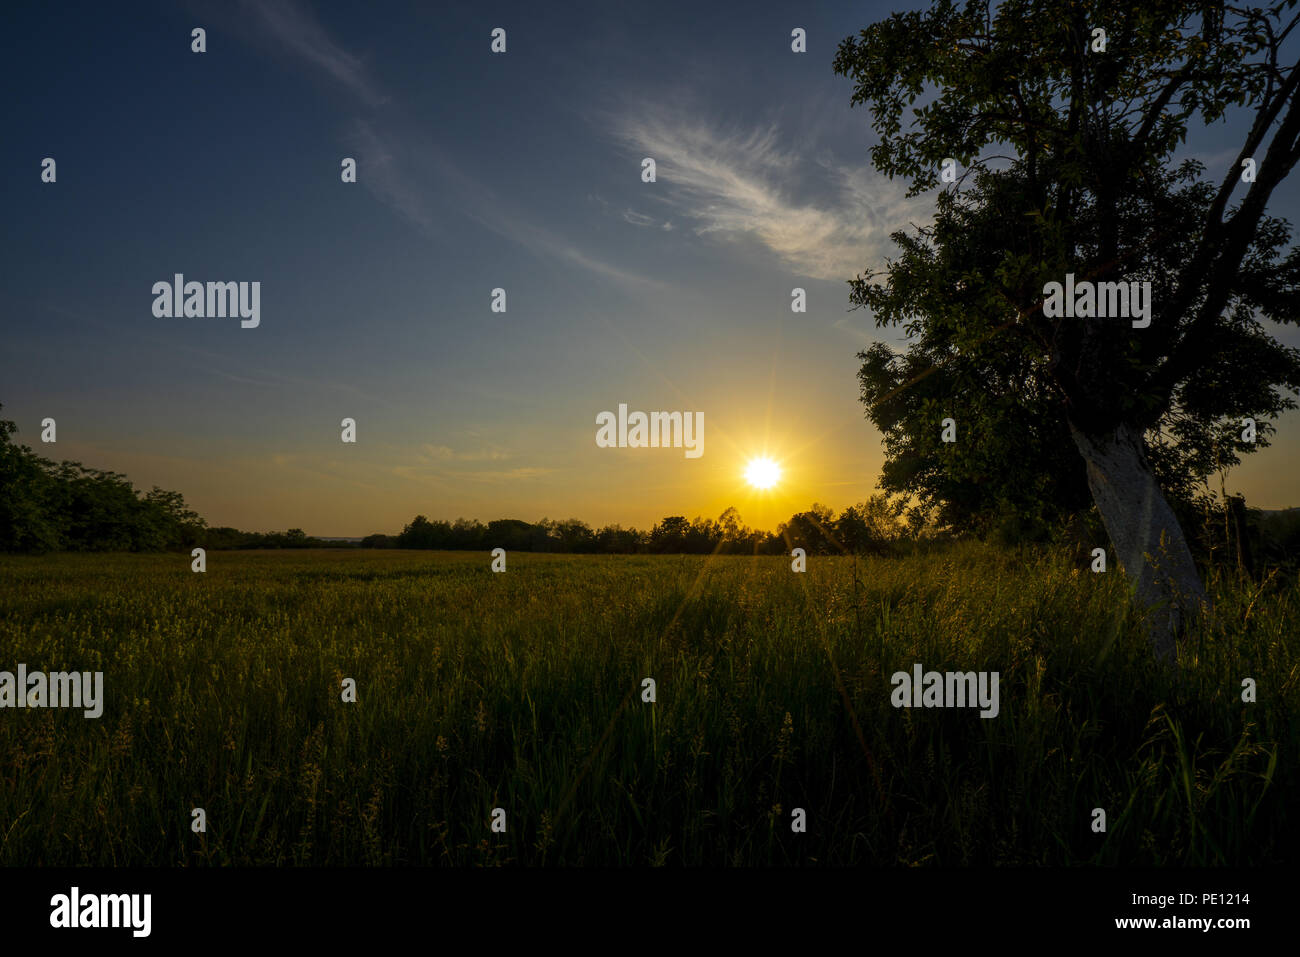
0 544 1294 865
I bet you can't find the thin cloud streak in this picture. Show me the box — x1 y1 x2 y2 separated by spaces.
239 0 388 108
609 102 925 280
239 2 662 290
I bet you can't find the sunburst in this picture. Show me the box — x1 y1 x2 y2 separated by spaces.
744 457 781 490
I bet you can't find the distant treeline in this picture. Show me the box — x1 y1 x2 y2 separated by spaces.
373 500 914 556
363 506 1300 571
4 405 1300 568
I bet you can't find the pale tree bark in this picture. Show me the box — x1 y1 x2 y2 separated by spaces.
1068 420 1207 664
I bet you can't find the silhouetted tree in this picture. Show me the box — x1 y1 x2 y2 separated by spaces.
836 1 1300 660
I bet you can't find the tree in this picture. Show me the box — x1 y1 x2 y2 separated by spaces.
553 518 596 552
487 518 534 552
650 516 691 553
835 0 1300 661
837 495 909 553
0 409 61 552
595 523 645 553
778 503 839 555
684 516 720 553
398 515 439 548
144 486 206 547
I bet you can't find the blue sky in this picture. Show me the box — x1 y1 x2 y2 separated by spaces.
3 0 1298 534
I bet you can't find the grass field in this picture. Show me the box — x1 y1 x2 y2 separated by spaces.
0 545 1295 866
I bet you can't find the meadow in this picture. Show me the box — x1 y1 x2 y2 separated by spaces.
0 545 1294 866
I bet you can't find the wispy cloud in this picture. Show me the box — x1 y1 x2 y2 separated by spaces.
609 102 923 280
42 304 402 411
464 466 558 483
235 1 662 289
831 315 881 347
390 442 554 485
263 452 388 492
389 463 558 486
551 237 666 289
239 0 387 108
418 443 510 463
342 118 438 232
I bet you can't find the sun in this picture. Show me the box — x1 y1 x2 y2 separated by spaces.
744 457 782 490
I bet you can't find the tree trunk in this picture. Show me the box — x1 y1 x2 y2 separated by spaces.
1068 420 1207 664
1227 494 1255 578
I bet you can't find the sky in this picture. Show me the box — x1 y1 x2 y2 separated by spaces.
3 0 1299 536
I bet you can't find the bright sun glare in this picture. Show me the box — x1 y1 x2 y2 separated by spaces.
745 457 781 490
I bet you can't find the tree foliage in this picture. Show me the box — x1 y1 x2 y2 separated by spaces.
0 407 207 552
836 0 1300 539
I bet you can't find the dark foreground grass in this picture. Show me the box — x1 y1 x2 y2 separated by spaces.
0 545 1294 865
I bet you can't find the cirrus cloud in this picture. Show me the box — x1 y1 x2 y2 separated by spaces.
608 101 927 280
